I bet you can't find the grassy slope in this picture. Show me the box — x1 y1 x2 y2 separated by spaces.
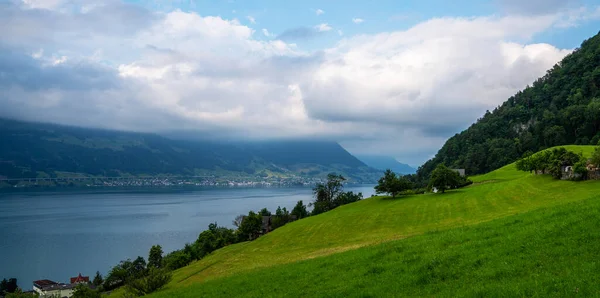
145 145 600 297
156 194 600 297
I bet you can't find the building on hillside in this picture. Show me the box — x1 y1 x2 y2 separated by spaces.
451 169 466 177
260 215 298 234
70 273 89 284
262 216 272 234
241 215 299 235
560 166 580 180
33 279 76 298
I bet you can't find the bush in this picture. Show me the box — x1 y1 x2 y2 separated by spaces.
72 284 101 298
163 250 192 270
126 268 172 296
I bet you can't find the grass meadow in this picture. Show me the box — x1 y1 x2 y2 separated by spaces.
139 145 600 296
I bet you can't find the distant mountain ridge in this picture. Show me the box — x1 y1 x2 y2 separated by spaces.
356 155 416 175
0 118 379 182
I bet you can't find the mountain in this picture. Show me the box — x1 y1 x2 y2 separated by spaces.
356 155 416 174
416 31 600 181
0 118 379 182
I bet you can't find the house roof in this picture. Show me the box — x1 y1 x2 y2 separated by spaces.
70 273 90 284
38 283 77 291
33 280 58 288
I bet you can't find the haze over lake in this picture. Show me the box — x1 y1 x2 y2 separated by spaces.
0 185 374 287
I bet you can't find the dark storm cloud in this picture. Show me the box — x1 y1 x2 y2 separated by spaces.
0 46 121 91
0 1 157 55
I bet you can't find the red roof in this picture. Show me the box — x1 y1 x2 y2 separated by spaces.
70 273 90 284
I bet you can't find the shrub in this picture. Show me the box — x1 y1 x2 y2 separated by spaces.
126 268 172 296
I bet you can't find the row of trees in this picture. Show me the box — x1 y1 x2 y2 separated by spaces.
89 173 362 296
516 146 600 180
376 165 472 196
0 278 18 296
99 245 171 296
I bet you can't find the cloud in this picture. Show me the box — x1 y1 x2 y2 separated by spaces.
1 1 598 164
20 0 68 10
246 15 255 24
316 9 324 16
262 28 272 37
315 23 332 32
352 18 364 24
338 29 343 36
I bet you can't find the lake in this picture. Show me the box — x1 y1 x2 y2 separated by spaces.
0 185 375 288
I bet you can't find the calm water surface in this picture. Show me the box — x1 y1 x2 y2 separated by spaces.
0 185 375 287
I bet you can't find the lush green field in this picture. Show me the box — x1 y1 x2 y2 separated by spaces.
141 145 600 297
154 194 600 297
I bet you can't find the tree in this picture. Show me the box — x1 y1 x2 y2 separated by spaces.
132 256 147 278
126 268 171 296
291 200 309 219
104 259 136 290
148 245 163 269
163 249 192 270
5 288 37 298
259 208 271 216
311 173 345 215
374 169 413 198
196 222 236 257
92 271 103 287
2 278 18 294
271 206 290 230
72 284 101 298
237 211 263 241
1 279 7 294
573 159 588 180
334 191 363 206
591 146 600 167
429 164 461 193
232 214 244 228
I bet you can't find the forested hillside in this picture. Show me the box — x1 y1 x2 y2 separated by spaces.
417 31 600 180
0 118 377 181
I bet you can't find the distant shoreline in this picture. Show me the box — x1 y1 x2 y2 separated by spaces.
0 184 376 195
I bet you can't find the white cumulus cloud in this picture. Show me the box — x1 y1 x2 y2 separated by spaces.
352 18 364 24
315 23 332 32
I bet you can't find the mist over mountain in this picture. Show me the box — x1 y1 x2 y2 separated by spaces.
356 156 416 175
0 118 379 182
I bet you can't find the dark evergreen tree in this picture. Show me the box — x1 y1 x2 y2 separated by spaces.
148 245 164 269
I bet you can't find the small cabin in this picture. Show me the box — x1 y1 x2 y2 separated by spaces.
451 169 466 177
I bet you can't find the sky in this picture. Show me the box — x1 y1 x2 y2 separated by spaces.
1 0 600 167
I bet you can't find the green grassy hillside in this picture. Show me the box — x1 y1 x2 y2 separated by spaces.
141 145 600 297
156 194 600 297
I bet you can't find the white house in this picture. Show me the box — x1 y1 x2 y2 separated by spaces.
33 280 76 298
